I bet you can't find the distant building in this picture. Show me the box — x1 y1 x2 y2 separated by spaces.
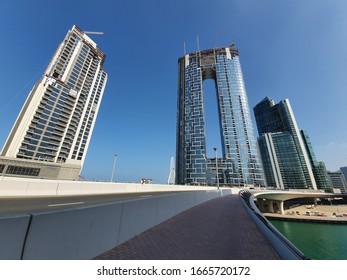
168 157 175 185
340 166 347 181
327 171 347 193
0 26 107 180
301 130 332 190
254 97 317 190
175 43 264 186
311 162 332 190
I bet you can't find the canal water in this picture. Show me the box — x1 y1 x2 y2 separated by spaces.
270 219 347 260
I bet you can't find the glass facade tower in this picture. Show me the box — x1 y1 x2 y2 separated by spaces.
176 44 264 186
254 97 317 189
301 130 332 190
0 26 107 180
341 167 347 181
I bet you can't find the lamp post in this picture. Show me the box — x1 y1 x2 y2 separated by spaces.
213 148 219 189
110 154 117 182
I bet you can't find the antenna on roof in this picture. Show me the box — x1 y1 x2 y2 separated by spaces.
184 41 186 55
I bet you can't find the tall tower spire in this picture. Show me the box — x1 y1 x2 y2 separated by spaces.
168 157 175 185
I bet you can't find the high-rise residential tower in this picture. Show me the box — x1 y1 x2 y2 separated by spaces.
0 26 107 180
176 43 264 186
253 97 317 190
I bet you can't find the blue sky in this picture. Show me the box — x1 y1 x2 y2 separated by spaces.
0 0 346 183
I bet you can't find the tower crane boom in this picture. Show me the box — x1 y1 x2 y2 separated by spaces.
84 31 104 35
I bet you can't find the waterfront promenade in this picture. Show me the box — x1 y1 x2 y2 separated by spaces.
94 194 280 260
265 204 347 223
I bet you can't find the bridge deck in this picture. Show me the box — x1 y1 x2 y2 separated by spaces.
94 194 280 260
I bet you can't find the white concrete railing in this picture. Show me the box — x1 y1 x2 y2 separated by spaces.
0 176 235 260
0 175 231 196
238 189 307 260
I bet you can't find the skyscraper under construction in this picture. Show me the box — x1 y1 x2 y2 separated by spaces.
176 43 264 186
0 26 107 180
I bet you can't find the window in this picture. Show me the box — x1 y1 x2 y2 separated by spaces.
6 165 40 177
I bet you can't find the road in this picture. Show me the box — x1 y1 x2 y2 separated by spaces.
0 191 184 216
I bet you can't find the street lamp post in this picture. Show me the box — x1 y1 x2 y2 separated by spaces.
213 148 219 189
110 154 117 182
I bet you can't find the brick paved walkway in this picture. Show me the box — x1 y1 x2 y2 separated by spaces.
94 194 280 260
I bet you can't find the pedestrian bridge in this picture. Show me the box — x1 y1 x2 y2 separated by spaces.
0 176 336 260
0 176 237 260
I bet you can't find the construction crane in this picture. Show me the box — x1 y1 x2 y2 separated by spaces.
84 31 104 35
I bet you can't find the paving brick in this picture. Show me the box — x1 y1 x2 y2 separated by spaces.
93 194 280 260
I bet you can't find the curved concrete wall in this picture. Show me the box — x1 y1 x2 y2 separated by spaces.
1 189 232 260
